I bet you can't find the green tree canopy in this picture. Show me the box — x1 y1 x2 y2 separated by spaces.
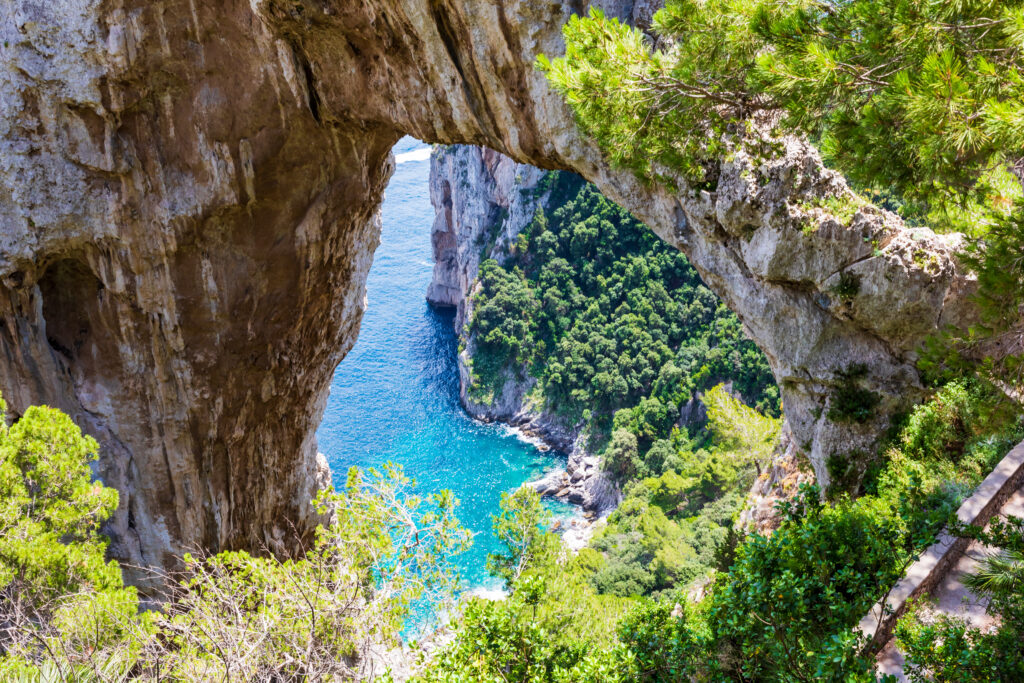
487 487 555 589
0 393 141 678
543 1 1024 227
543 0 1024 391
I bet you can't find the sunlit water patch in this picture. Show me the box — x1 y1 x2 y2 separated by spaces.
316 137 574 623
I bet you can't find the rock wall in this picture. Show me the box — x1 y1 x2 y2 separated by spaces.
0 0 976 573
425 145 545 327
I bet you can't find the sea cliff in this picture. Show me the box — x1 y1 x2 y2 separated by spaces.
428 144 621 518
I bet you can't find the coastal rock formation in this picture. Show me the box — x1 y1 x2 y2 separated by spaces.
0 0 975 572
426 145 545 328
427 143 620 516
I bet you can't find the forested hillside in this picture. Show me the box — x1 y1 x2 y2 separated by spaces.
464 170 785 594
468 172 779 422
452 125 1024 682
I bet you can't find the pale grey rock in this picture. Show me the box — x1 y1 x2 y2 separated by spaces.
678 395 708 429
426 145 545 330
0 0 982 578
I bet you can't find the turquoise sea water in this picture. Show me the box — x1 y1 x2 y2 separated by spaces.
316 137 572 599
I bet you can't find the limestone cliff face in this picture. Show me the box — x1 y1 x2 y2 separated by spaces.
426 145 545 328
427 144 619 515
0 0 976 573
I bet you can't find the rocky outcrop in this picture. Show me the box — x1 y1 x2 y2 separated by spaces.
0 0 976 574
456 355 621 516
426 145 545 328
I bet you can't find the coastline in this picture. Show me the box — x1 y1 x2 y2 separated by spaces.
453 340 620 550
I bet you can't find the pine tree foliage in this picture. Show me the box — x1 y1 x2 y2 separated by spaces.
544 1 1024 224
486 488 554 589
0 393 143 679
0 391 471 680
539 4 765 186
703 383 781 473
543 0 1024 388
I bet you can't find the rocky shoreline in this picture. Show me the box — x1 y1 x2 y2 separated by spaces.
453 343 621 548
427 144 622 547
466 404 619 552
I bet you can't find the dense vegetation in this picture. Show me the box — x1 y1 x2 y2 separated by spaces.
466 173 785 598
541 0 1024 389
897 514 1024 681
467 172 779 424
0 390 470 681
587 384 779 598
424 380 1023 682
3 377 1021 680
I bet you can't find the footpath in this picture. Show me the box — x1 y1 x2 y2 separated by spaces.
855 439 1024 680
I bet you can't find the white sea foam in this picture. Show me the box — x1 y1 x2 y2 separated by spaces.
395 147 432 164
496 423 550 451
469 586 509 601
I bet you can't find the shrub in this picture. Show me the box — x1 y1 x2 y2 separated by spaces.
0 393 145 679
703 485 909 681
827 364 881 424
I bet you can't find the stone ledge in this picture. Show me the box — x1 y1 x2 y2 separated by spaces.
856 438 1024 651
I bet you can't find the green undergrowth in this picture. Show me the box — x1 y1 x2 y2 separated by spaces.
588 384 780 599
2 373 1021 680
425 379 1023 681
895 513 1024 682
0 390 471 681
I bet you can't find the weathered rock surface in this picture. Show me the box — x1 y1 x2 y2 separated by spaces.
0 0 975 573
426 144 545 328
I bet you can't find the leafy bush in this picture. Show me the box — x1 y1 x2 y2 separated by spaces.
897 516 1024 682
870 380 1024 527
487 487 557 588
0 392 145 679
616 601 708 681
898 612 1024 683
422 489 632 682
0 391 472 680
703 485 908 681
149 465 470 680
418 590 627 682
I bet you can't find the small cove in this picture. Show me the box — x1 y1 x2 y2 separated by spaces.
315 137 575 601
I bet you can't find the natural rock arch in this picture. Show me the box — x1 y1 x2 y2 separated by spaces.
0 0 972 577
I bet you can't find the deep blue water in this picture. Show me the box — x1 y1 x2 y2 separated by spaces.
316 137 571 599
